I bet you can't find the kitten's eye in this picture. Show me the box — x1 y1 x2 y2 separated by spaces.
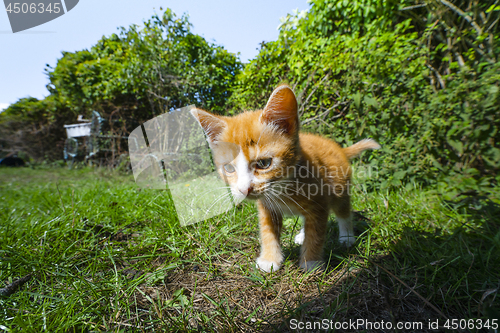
223 164 235 173
256 158 272 170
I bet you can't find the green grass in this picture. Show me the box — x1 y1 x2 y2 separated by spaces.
0 166 499 332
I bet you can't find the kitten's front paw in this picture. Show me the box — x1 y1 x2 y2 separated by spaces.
339 235 356 247
294 228 305 245
299 260 324 272
256 257 281 273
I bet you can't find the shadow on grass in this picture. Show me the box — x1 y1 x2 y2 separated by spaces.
263 198 500 333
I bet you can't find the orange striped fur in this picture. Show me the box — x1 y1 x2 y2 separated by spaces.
192 85 380 272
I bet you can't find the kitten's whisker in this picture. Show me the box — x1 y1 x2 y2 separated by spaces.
171 185 229 211
268 184 330 214
264 192 287 218
261 194 277 217
262 195 283 223
270 179 323 187
267 187 306 213
202 191 233 219
203 191 232 213
265 189 295 215
263 192 285 216
298 167 318 180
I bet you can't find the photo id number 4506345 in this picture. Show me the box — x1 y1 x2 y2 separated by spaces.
5 2 61 14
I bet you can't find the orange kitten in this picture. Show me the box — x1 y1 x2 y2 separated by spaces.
192 85 380 272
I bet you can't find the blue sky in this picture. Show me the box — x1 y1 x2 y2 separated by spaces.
0 0 310 111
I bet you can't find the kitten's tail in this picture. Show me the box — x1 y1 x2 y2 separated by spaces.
343 139 381 160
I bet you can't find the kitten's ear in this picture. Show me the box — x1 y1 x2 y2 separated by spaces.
261 84 299 134
191 108 226 142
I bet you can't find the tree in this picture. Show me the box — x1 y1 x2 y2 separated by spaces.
1 8 242 161
46 8 242 126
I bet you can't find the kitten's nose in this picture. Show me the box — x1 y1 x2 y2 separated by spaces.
239 186 253 196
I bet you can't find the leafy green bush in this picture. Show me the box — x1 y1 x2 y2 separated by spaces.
0 95 73 160
229 0 500 197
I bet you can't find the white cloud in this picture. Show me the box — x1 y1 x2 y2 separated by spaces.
0 103 9 113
